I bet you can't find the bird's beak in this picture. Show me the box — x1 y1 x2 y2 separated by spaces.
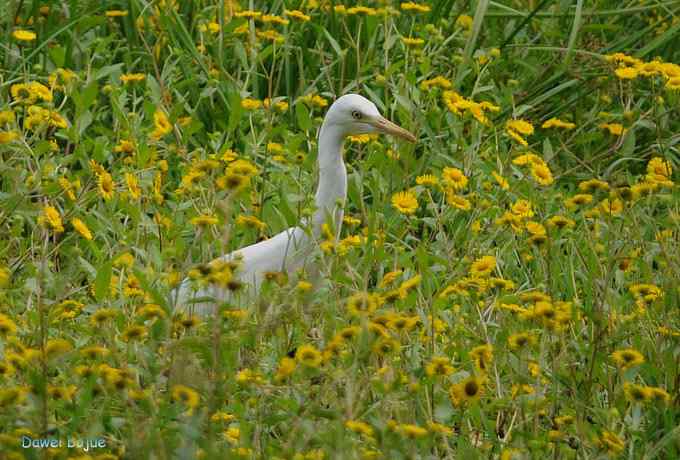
371 116 417 143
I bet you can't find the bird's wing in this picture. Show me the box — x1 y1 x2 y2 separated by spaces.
224 226 311 285
173 226 312 315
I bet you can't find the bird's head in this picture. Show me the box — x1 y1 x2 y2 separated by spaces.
324 93 416 143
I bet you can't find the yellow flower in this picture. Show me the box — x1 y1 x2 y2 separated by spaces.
402 37 425 47
345 420 374 438
12 29 36 42
425 357 455 377
347 292 380 316
623 382 651 403
666 76 680 91
171 385 200 410
443 191 470 211
347 6 377 15
259 14 289 25
610 348 644 370
0 110 15 125
565 193 593 209
579 179 609 192
427 421 453 436
646 157 672 178
456 14 473 30
40 205 64 233
45 338 73 359
441 167 468 189
0 266 9 288
257 30 285 43
71 218 93 240
97 170 115 200
599 123 626 136
420 76 452 91
120 324 146 342
391 190 419 215
125 173 141 200
508 332 537 351
416 174 438 186
284 9 311 21
274 357 296 382
469 255 496 277
372 337 400 356
491 171 509 190
599 431 625 455
0 314 18 337
298 94 329 108
0 131 20 144
449 374 485 406
469 344 493 372
190 214 219 227
400 2 431 13
512 153 544 167
120 73 145 84
11 82 53 104
295 344 323 368
395 423 428 438
105 10 128 17
505 119 534 146
541 117 576 129
235 215 267 232
151 110 172 139
114 252 134 268
530 163 554 186
511 199 534 218
615 66 638 79
599 198 623 215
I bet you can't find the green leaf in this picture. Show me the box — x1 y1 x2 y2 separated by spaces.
296 102 312 132
94 261 112 302
133 269 170 312
321 26 343 57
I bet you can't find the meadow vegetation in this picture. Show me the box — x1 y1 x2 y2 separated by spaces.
1 0 679 458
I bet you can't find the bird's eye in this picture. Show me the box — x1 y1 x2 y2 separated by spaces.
351 110 362 120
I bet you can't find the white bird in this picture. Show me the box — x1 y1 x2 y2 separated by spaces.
174 94 416 316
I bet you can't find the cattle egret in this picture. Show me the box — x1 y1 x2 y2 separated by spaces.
174 94 416 315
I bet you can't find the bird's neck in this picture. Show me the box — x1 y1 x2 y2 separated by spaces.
312 122 347 240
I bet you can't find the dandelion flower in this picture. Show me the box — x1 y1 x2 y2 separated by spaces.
469 255 496 277
391 190 419 215
0 314 18 337
505 119 534 146
346 292 380 316
395 423 428 438
541 117 576 129
446 191 472 211
171 385 200 410
425 357 455 377
71 218 93 240
40 205 64 233
599 431 625 455
345 420 374 438
97 170 115 200
151 110 172 139
12 29 36 42
508 332 537 351
296 344 323 368
441 167 468 190
599 123 626 136
530 163 554 186
401 2 431 13
449 374 485 406
611 348 644 370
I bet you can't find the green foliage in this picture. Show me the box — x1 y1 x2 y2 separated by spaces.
0 0 679 459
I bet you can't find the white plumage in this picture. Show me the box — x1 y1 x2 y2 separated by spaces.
173 94 415 315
